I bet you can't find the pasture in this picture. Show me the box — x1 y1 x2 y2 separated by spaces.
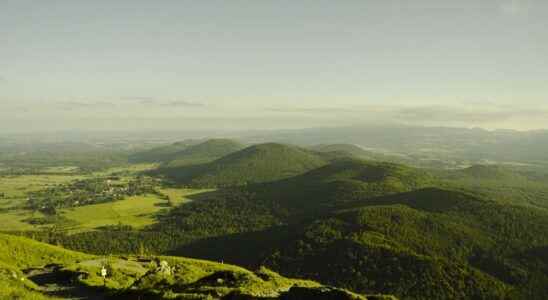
60 188 209 232
60 194 167 231
0 163 208 233
0 175 82 208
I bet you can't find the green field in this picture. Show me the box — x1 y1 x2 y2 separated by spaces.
0 163 208 233
60 189 211 232
0 210 41 231
61 194 167 231
0 175 82 199
0 189 209 232
0 175 83 209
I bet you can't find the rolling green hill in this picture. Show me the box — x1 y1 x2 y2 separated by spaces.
156 143 328 187
237 159 434 218
128 139 202 163
161 138 246 168
129 139 245 166
0 233 395 300
435 165 548 209
151 160 548 299
164 187 548 299
10 159 548 299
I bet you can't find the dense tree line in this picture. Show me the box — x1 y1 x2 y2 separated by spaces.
9 159 548 299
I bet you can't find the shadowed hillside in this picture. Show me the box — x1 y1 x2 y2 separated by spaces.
153 160 548 299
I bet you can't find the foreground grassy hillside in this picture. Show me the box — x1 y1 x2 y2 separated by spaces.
0 233 91 300
0 233 395 300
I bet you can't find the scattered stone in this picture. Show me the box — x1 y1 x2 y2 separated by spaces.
280 286 367 300
159 260 172 276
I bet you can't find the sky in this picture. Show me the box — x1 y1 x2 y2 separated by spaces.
1 0 547 132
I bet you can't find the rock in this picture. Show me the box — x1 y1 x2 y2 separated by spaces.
158 260 172 276
280 286 366 300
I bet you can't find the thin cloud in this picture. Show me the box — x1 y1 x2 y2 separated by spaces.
265 104 548 126
162 100 205 107
119 96 156 105
119 97 205 107
55 100 116 110
500 0 528 16
0 76 6 83
120 96 155 101
396 105 548 124
266 106 387 114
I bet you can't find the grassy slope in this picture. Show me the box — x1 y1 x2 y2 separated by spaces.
0 233 393 300
0 233 91 300
0 233 91 269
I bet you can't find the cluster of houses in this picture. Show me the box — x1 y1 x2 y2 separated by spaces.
27 176 158 214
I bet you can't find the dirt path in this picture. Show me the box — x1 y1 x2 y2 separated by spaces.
25 264 107 300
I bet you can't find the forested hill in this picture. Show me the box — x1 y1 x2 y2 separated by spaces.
31 158 548 299
0 233 396 300
128 139 203 163
129 138 244 166
163 174 548 299
154 143 329 187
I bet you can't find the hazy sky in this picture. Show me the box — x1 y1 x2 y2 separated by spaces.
1 0 547 132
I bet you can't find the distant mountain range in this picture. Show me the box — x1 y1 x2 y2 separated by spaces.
242 125 548 168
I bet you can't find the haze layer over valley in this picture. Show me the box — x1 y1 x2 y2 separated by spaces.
1 1 547 299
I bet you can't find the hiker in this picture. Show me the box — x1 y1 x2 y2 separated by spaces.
101 266 107 286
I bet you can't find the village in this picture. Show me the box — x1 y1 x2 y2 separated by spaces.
26 176 160 215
